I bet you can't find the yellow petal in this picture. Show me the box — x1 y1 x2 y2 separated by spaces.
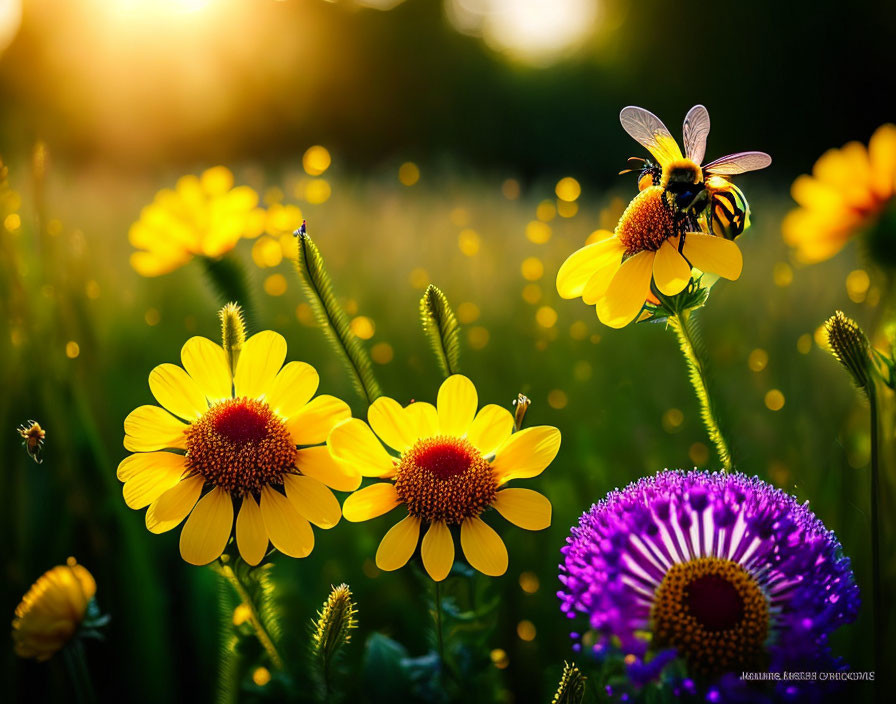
437 374 478 437
652 237 691 296
327 418 396 478
260 486 314 558
296 446 361 492
406 401 439 439
121 453 186 509
283 474 341 529
149 363 208 421
181 336 232 402
492 426 561 483
375 514 421 571
368 397 418 452
342 482 401 522
179 487 234 566
460 517 508 577
234 331 287 399
235 494 268 566
467 404 514 457
266 361 319 420
123 405 188 452
421 521 454 582
117 450 184 481
288 395 352 446
556 237 626 299
492 488 552 530
595 251 654 329
682 233 743 281
147 476 205 533
581 258 625 305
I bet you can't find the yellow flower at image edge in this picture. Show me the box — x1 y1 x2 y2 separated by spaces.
12 559 96 661
129 166 261 277
329 375 560 581
555 195 743 329
118 331 358 565
784 123 896 263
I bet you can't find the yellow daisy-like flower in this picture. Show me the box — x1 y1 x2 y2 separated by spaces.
12 558 96 661
118 330 358 566
784 124 896 263
129 166 264 277
555 190 743 329
328 375 560 581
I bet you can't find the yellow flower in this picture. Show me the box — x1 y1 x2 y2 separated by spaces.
118 330 358 565
129 166 263 277
556 191 743 329
329 375 559 581
12 558 96 661
784 124 896 263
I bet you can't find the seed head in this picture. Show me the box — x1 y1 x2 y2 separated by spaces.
824 311 871 393
219 302 246 372
311 584 357 662
552 661 586 704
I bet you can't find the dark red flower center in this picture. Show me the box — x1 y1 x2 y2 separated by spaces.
394 436 497 524
185 398 297 495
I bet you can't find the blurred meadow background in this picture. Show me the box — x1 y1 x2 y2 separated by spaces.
2 0 895 701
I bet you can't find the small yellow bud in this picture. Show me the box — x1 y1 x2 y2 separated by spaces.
219 302 246 374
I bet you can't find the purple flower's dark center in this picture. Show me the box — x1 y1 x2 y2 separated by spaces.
185 398 297 495
651 557 769 677
394 436 496 524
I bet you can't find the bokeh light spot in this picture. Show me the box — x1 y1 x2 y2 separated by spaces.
263 273 288 296
502 178 520 200
536 199 556 222
457 302 480 324
521 257 544 281
303 145 331 176
748 348 768 372
458 228 481 256
350 316 376 340
468 326 490 349
304 179 331 204
773 262 793 287
547 389 567 409
555 176 581 202
65 341 80 359
764 389 785 411
535 306 557 328
689 442 710 466
517 620 536 641
525 220 552 244
661 408 683 433
846 269 870 303
371 342 394 364
521 283 542 304
519 571 540 594
398 161 420 186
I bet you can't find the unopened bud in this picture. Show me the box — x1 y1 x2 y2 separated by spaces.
824 311 871 393
513 394 531 431
552 661 586 704
219 302 246 374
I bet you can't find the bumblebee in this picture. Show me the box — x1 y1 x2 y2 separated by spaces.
618 105 770 236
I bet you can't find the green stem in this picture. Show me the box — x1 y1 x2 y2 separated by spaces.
668 309 734 471
294 233 382 404
62 639 96 704
868 383 883 697
202 255 255 324
434 579 445 677
217 561 283 670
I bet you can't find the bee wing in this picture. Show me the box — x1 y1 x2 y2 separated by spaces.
619 106 683 166
702 151 772 175
682 105 711 164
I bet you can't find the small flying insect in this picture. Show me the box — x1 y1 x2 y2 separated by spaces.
619 105 771 235
18 420 46 464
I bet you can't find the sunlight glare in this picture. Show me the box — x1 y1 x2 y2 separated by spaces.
445 0 601 65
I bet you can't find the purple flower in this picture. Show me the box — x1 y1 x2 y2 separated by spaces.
558 470 859 700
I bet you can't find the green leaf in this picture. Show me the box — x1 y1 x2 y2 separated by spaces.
420 284 461 378
294 233 382 404
362 634 413 703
